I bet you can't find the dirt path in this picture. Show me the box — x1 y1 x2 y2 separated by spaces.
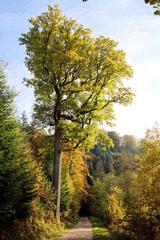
59 217 93 240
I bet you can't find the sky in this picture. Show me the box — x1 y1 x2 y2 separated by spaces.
0 0 160 138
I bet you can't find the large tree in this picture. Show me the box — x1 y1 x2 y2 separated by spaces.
20 5 134 223
134 126 160 239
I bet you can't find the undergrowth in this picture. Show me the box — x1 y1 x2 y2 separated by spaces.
90 217 138 240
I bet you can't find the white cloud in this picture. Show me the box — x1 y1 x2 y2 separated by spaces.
106 57 160 138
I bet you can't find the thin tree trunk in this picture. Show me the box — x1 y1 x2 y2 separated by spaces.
53 124 62 225
155 226 160 240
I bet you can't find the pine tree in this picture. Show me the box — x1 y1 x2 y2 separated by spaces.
0 64 37 221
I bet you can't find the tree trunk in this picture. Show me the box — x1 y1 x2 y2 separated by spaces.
155 226 160 240
53 124 62 225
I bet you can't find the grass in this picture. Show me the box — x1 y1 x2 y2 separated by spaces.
90 217 114 240
90 217 138 240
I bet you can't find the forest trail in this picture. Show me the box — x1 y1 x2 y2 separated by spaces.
59 217 93 240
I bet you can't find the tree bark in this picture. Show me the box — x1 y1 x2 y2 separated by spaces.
53 124 62 225
155 226 160 240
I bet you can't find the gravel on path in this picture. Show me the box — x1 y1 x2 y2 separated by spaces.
59 217 93 240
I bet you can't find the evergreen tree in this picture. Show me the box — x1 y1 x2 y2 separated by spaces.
0 64 37 221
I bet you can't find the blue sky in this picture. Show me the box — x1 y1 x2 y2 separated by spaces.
0 0 160 138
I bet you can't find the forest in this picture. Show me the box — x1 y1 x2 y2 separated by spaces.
0 3 160 240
